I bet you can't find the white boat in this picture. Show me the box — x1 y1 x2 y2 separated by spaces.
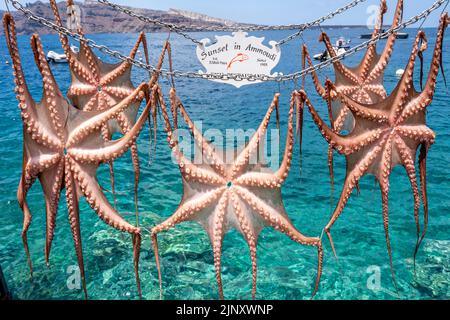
46 45 79 63
46 50 67 63
314 37 351 61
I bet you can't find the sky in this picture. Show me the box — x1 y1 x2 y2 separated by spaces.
0 0 445 27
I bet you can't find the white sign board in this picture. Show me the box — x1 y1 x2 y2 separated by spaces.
196 31 281 88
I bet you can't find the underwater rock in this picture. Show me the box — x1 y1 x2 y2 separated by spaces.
413 240 450 299
89 229 129 268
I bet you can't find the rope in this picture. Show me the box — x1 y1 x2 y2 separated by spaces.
6 0 448 83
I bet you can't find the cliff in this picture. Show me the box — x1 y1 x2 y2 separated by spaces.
0 1 253 35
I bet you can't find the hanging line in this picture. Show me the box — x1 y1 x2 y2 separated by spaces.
97 0 368 47
6 0 449 83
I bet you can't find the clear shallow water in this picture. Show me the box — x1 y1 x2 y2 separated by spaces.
0 26 449 300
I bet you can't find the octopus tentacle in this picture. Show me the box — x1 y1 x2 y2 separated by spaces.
169 88 227 176
230 94 280 180
97 91 109 111
379 175 399 291
151 187 226 299
328 145 334 199
153 86 226 186
101 32 149 87
64 157 88 299
325 85 335 194
17 166 37 276
146 42 173 146
102 86 135 100
40 159 65 265
367 0 404 83
24 117 63 152
49 0 71 55
66 83 147 147
398 14 449 123
233 185 322 297
301 44 326 98
324 134 388 259
416 143 429 260
378 134 399 291
319 32 359 84
359 0 387 80
295 93 304 162
326 80 389 123
396 125 436 144
391 31 428 122
115 114 140 225
100 124 118 210
230 191 258 299
30 34 67 140
179 158 227 185
210 192 229 300
229 92 293 188
17 152 61 275
81 94 99 112
149 41 172 86
153 188 226 235
333 107 350 133
72 161 140 233
132 233 142 299
234 172 282 189
71 160 142 296
363 84 387 98
352 88 373 105
49 0 97 84
151 232 163 300
274 93 295 183
338 85 359 98
130 143 140 225
3 14 63 151
68 85 97 97
394 136 421 266
299 90 387 155
68 98 150 163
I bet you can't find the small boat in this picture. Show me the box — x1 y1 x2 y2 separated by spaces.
360 30 409 39
46 45 79 63
46 50 67 63
314 37 350 61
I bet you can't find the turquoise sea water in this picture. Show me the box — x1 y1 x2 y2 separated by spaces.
0 25 449 300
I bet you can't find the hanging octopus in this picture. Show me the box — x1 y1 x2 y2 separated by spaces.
149 83 323 299
3 13 151 298
49 0 150 220
298 12 449 288
302 0 404 189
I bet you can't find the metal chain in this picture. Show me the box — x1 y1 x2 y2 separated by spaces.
6 0 447 83
277 0 368 45
97 0 368 46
